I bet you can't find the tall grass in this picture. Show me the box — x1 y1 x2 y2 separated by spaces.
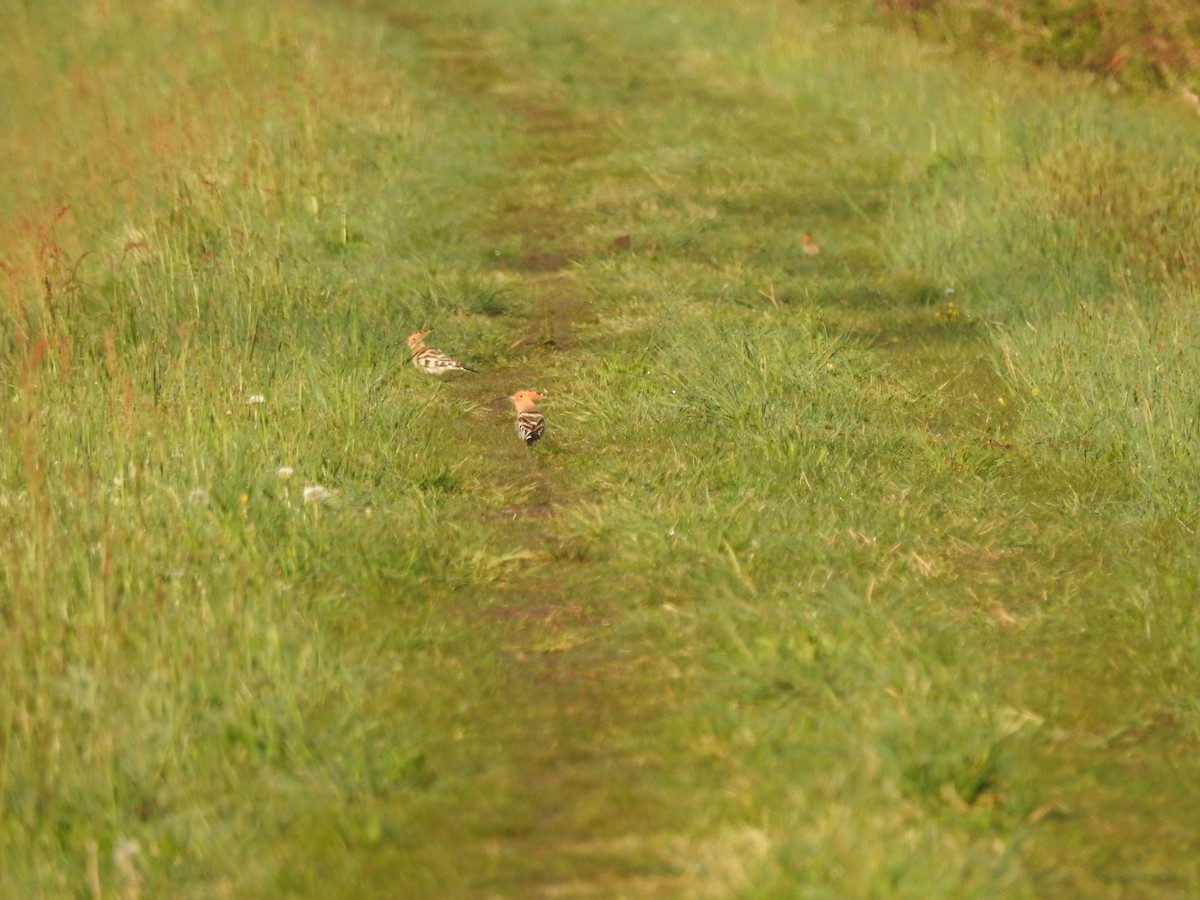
735 3 1200 520
0 0 516 892
880 77 1200 518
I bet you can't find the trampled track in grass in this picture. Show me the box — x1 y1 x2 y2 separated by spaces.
344 2 1200 895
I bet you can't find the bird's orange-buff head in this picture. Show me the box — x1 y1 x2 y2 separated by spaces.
406 330 432 350
510 390 544 411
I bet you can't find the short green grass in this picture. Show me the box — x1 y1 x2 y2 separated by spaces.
2 0 1199 896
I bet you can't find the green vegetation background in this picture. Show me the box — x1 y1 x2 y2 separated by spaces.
1 0 1198 896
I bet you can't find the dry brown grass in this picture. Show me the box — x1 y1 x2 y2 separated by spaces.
877 0 1200 91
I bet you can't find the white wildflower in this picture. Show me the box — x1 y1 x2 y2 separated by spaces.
303 484 334 504
114 837 142 898
247 394 265 405
276 466 295 482
114 837 141 867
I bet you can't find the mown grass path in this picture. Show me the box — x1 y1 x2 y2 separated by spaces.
329 2 1200 896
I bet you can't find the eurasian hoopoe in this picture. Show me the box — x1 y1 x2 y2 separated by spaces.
801 232 822 255
406 329 477 376
510 391 546 446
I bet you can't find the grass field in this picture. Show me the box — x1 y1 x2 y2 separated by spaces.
2 0 1199 896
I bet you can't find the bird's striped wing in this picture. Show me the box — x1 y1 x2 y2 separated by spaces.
516 411 545 445
412 347 476 375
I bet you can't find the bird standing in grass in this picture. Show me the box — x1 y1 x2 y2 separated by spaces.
510 390 546 446
801 232 822 256
406 329 477 376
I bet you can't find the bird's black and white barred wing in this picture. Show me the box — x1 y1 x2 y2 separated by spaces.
412 347 476 375
515 411 545 445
